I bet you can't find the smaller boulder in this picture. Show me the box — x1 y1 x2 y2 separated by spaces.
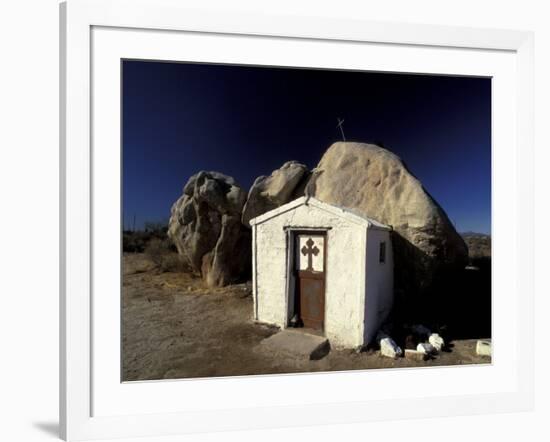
429 333 445 352
242 161 309 227
380 337 403 359
168 171 250 287
476 340 492 357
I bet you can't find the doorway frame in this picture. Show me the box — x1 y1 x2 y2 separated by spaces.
283 227 329 332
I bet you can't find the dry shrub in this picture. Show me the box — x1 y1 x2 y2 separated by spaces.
160 253 189 273
145 238 188 273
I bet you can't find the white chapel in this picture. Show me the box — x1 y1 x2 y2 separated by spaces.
250 197 394 348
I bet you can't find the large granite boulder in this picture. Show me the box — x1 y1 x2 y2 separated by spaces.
168 171 250 287
242 161 310 227
309 142 468 294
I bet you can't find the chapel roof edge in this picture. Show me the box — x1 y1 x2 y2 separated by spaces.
249 196 391 231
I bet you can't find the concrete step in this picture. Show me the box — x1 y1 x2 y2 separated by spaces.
257 329 330 360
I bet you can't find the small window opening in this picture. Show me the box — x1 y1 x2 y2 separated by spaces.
379 241 386 264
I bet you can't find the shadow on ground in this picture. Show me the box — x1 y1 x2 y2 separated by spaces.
33 421 59 438
393 256 491 341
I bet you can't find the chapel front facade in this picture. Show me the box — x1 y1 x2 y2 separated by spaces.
250 197 394 348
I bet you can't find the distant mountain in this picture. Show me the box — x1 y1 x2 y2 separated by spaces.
461 231 490 238
461 232 491 258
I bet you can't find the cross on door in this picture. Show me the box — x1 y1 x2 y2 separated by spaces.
301 237 320 271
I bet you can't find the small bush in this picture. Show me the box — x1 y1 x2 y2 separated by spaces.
145 238 187 272
123 231 148 253
123 223 176 253
159 253 188 273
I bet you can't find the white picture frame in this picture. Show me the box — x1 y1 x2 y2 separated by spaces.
60 0 534 440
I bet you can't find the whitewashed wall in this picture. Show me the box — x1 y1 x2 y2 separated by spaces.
363 228 394 344
253 202 367 348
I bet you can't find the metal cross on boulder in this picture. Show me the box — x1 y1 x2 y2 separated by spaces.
301 237 320 271
336 117 346 141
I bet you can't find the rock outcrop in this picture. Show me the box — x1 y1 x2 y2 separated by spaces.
241 161 309 227
168 142 468 293
168 171 251 287
309 142 468 294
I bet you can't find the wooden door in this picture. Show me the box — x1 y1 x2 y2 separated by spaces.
295 234 326 331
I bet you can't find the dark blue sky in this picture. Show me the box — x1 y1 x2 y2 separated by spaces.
122 60 491 234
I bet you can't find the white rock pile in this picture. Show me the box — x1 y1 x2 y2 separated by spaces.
374 325 492 361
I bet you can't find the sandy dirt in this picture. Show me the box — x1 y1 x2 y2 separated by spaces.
122 253 491 381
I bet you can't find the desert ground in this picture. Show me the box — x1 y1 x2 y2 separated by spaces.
122 253 490 382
